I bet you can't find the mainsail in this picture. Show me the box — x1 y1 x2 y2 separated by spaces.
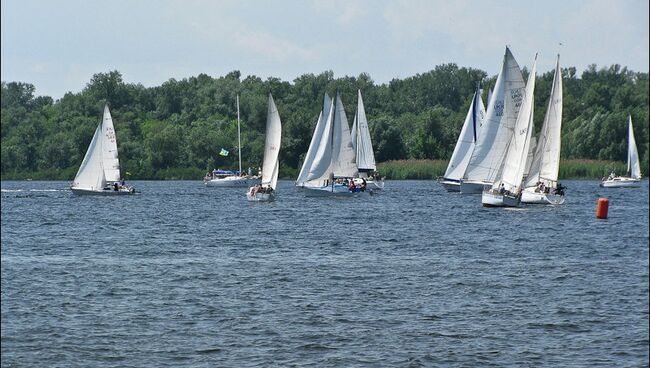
444 87 486 181
463 47 526 184
331 93 358 178
351 89 376 171
261 94 282 189
101 105 121 182
525 55 563 188
627 114 641 179
493 54 538 193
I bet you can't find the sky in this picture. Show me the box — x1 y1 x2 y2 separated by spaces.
2 0 648 99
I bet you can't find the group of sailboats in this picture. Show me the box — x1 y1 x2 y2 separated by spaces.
442 47 567 207
296 90 381 197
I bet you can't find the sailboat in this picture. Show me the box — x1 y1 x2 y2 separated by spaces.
296 93 332 187
522 55 566 204
303 92 362 197
600 114 642 187
205 95 261 187
482 54 538 207
440 85 486 192
247 94 282 201
460 47 526 194
71 104 135 195
351 89 384 190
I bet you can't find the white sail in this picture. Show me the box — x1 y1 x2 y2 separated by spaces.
444 88 486 180
628 114 641 179
464 47 526 184
261 94 282 189
494 55 538 193
525 55 563 188
101 105 121 182
331 93 358 178
296 94 332 186
486 88 493 108
306 98 335 183
352 89 376 171
523 135 537 179
72 123 105 190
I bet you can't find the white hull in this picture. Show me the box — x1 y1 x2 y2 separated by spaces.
440 179 461 192
460 180 491 194
367 179 384 190
205 176 260 187
482 191 520 207
303 184 361 197
247 191 275 202
71 187 135 196
600 177 641 188
521 189 565 205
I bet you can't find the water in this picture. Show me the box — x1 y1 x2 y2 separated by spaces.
2 180 648 367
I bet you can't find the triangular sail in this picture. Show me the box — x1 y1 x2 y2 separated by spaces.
261 94 282 189
331 93 358 178
523 136 537 179
72 123 105 190
352 89 376 171
464 47 526 183
628 115 641 179
494 55 538 193
296 94 332 186
444 88 486 180
525 55 563 188
101 105 121 182
306 98 335 183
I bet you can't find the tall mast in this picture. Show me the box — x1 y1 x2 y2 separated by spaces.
237 94 242 174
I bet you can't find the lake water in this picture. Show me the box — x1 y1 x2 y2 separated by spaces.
1 180 648 367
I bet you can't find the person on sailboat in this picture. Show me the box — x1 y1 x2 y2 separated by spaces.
554 182 566 196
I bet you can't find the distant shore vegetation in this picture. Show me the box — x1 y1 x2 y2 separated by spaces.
2 63 648 181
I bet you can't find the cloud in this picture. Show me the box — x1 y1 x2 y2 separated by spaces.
233 30 318 63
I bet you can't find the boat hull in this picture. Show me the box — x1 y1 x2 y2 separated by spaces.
460 180 491 194
440 179 461 192
303 184 360 197
247 192 275 202
205 176 260 187
521 189 564 205
482 191 520 207
367 179 384 190
521 189 565 205
600 177 641 188
71 187 135 195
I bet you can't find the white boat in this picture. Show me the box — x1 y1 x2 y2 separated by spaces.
247 94 282 202
522 54 566 204
461 47 526 194
71 104 135 195
482 54 538 207
303 92 364 197
205 95 260 187
351 89 384 191
441 85 486 192
600 114 642 188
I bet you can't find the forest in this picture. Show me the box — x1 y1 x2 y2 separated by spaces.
1 62 648 180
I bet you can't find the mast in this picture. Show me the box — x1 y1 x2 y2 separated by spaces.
237 94 242 174
472 83 479 142
331 92 336 192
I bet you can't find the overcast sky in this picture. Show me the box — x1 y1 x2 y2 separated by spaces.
2 0 648 99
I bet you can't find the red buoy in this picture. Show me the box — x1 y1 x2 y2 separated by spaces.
596 198 609 219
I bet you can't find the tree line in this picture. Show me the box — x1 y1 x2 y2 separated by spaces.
1 63 648 180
